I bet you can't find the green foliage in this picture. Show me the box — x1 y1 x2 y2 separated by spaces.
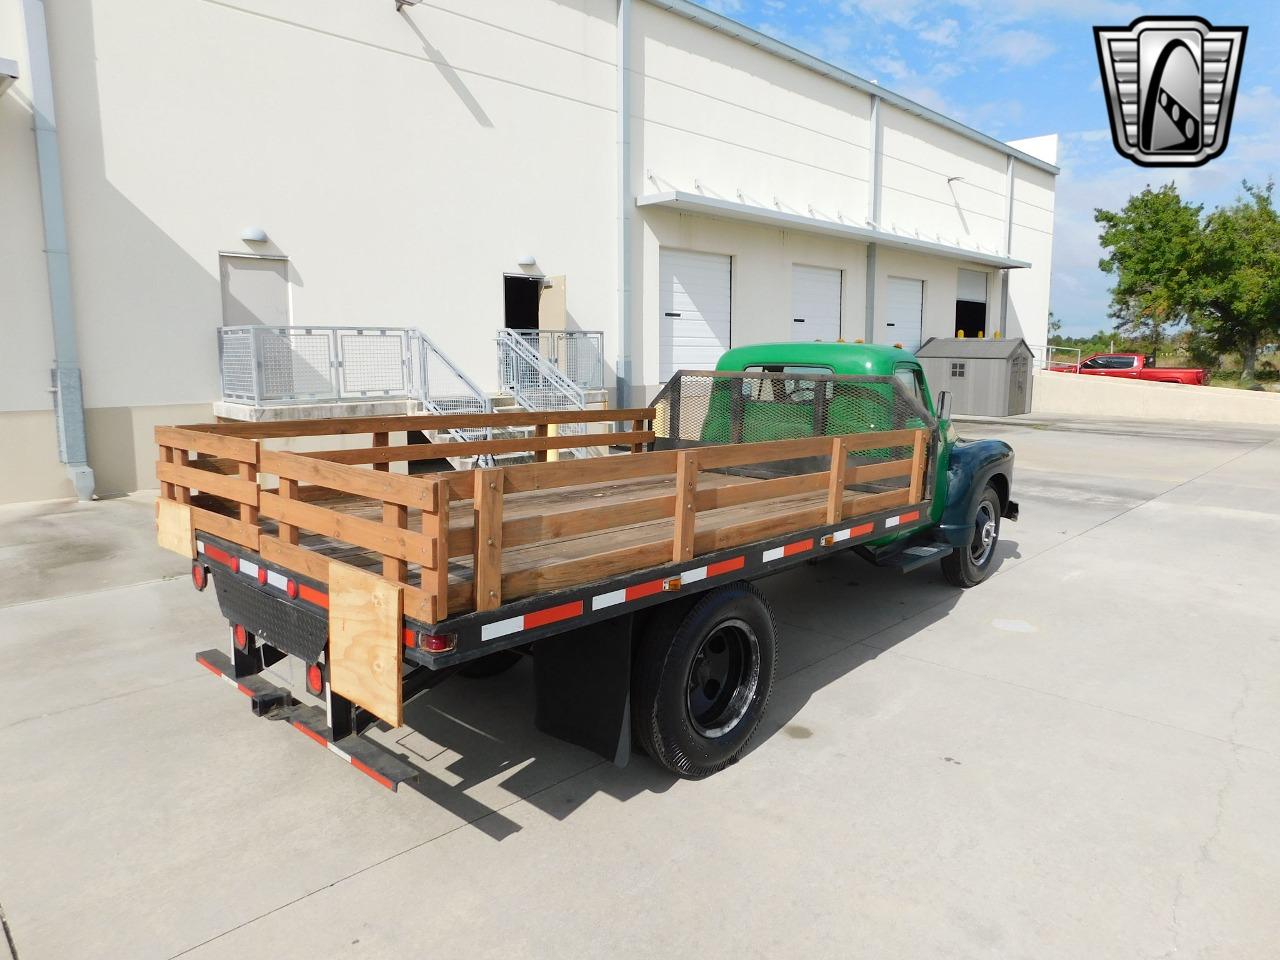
1095 184 1203 352
1094 181 1280 384
1193 181 1280 385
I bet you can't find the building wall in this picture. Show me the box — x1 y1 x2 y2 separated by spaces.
0 0 1057 503
45 0 618 407
0 0 72 501
637 208 869 395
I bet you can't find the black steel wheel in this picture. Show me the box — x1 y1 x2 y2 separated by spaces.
632 582 777 779
941 484 1001 588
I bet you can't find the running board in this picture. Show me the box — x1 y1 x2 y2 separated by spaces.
196 650 418 791
873 543 953 573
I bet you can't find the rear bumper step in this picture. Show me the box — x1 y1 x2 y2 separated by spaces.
196 650 418 791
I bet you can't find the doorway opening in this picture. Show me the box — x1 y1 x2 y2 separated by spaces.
504 274 543 330
954 300 987 339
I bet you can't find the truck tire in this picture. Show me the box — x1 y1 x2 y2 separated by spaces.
632 582 777 779
941 484 1001 588
459 649 522 678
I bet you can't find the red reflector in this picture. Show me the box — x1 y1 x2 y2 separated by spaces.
228 556 239 574
257 567 267 585
191 563 208 591
306 663 324 695
233 624 248 650
420 632 456 654
286 579 299 599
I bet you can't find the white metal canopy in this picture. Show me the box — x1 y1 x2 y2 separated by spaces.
636 192 1031 270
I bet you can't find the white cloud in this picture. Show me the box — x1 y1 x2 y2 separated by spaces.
701 0 743 13
984 29 1055 67
918 18 959 46
872 56 911 81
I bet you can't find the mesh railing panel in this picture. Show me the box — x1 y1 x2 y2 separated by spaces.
337 331 408 396
259 330 335 401
651 370 937 494
219 328 256 401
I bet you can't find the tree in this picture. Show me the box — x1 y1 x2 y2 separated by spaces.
1095 184 1203 353
1193 181 1280 385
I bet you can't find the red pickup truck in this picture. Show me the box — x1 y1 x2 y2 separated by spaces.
1056 353 1208 385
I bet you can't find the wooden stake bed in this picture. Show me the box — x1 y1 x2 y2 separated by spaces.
156 405 932 721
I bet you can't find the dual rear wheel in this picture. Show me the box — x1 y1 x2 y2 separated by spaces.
631 582 778 779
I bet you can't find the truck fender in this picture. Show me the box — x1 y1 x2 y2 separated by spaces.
936 438 1015 549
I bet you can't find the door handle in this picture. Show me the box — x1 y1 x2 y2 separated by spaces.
793 318 805 323
664 312 681 317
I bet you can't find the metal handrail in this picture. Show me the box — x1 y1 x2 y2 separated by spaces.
496 329 587 409
509 330 605 391
411 330 493 447
1028 344 1082 370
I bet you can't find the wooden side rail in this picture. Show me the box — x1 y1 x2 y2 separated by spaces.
154 426 261 553
174 407 658 439
302 429 655 466
259 450 450 623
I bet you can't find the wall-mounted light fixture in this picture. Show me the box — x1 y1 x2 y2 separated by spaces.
241 227 269 243
516 254 537 267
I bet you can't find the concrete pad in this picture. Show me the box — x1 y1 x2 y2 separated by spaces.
0 493 187 607
1 418 1279 959
183 655 1280 960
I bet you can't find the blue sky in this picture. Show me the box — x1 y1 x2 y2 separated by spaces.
691 1 1278 337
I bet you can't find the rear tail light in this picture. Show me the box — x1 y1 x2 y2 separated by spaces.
233 624 249 651
191 563 208 591
408 631 456 654
228 556 240 574
286 579 299 599
257 567 267 586
305 663 324 696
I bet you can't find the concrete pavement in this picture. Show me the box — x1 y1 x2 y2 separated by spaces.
1 417 1278 959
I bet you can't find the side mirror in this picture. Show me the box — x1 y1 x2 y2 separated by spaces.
936 390 953 422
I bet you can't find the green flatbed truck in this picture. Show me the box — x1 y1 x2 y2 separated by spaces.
163 341 1017 789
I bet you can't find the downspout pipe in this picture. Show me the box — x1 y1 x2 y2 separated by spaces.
23 0 95 500
615 0 633 408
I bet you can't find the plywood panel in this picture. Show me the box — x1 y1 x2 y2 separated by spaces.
156 498 195 558
329 562 403 727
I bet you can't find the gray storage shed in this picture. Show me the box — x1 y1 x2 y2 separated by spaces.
915 337 1034 416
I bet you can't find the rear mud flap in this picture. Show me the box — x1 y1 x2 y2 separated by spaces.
532 616 633 766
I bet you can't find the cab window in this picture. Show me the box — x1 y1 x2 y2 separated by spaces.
740 364 833 403
893 365 924 402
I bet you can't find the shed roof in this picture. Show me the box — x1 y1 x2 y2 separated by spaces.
915 337 1034 359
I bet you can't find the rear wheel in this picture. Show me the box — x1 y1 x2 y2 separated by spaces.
941 484 1001 588
632 582 777 779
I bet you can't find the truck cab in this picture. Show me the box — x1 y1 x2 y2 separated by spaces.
713 341 1017 586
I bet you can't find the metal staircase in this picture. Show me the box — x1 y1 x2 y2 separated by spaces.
217 325 604 464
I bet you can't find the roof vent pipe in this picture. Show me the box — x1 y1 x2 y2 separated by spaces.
23 0 95 500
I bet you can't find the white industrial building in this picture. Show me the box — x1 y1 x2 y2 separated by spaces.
0 0 1058 504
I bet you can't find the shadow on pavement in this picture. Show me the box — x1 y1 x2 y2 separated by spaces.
368 540 1019 839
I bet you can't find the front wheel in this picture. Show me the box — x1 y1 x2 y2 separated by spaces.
632 582 777 779
941 485 1001 588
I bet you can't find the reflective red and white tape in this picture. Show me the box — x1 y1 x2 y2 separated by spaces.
196 539 327 608
195 653 393 790
197 653 254 696
291 721 394 790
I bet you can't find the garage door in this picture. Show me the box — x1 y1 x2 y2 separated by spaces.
791 265 841 342
878 276 924 353
659 249 731 380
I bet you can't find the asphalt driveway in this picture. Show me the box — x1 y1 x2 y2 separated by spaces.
1 415 1278 960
